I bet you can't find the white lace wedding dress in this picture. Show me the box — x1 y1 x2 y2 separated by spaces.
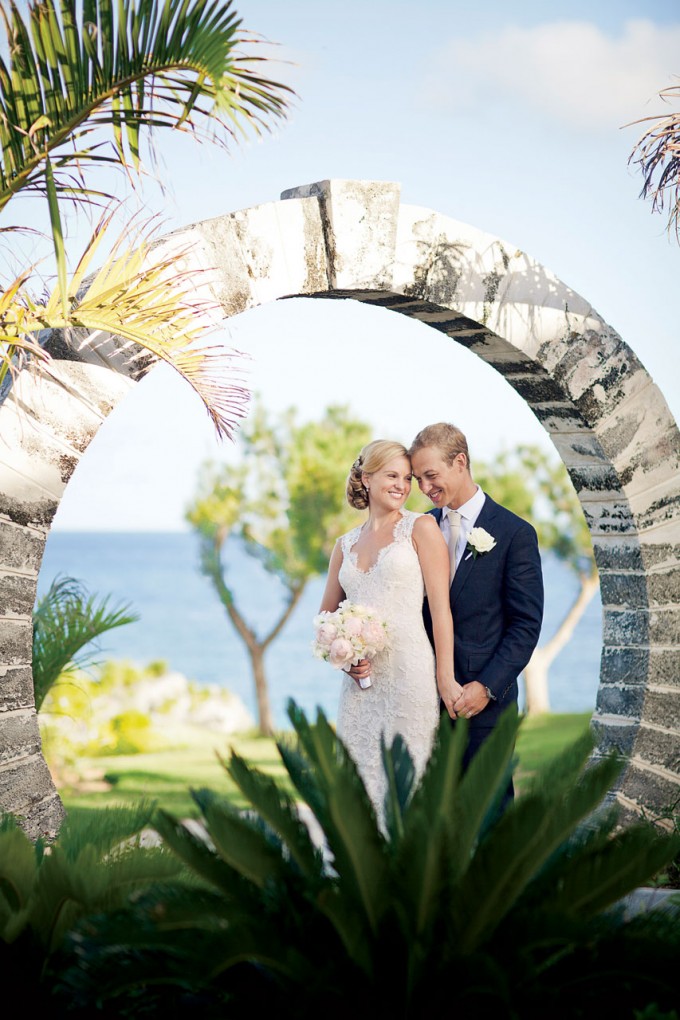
336 508 440 820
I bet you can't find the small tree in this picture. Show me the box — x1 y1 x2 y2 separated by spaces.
186 400 372 736
474 446 598 715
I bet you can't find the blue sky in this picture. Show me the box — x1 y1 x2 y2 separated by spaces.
48 0 680 531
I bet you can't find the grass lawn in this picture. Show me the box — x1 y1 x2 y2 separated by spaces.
59 712 593 820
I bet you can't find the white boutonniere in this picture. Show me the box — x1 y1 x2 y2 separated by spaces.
466 527 496 558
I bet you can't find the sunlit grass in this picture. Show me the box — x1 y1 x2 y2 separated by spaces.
59 713 593 819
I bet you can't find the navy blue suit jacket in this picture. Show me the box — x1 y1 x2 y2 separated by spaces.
423 493 544 729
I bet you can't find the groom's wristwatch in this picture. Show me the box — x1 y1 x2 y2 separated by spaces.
484 686 497 701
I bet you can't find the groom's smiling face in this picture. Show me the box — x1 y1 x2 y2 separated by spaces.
411 446 470 510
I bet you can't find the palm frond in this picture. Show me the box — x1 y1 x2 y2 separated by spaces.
0 0 292 212
32 574 139 711
2 212 251 438
627 79 680 239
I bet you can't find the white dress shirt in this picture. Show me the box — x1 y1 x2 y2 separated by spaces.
441 485 486 571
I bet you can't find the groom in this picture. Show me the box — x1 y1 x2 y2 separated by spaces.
410 423 544 808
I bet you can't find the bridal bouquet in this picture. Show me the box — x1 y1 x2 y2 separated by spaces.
312 600 388 689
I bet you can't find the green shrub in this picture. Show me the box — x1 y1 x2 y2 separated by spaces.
57 703 680 1018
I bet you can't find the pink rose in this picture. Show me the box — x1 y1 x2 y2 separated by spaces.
316 622 338 647
343 617 363 637
361 620 385 649
329 637 353 669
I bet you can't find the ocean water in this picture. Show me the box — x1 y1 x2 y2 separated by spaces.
39 532 602 729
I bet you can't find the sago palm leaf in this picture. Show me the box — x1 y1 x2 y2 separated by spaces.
0 0 291 211
0 804 179 955
153 803 269 915
31 840 183 955
452 751 625 955
224 750 325 881
381 732 417 843
530 822 680 919
187 793 297 891
281 704 389 928
0 822 38 941
389 717 466 938
32 574 138 711
446 706 520 873
278 703 392 973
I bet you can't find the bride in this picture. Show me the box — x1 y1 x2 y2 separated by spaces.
318 439 461 820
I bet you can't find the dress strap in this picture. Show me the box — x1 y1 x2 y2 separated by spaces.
395 509 418 542
341 524 363 558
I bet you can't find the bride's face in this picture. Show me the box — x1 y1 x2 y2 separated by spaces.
364 456 412 511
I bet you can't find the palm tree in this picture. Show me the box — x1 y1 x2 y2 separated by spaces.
32 574 139 711
628 78 680 243
0 0 291 437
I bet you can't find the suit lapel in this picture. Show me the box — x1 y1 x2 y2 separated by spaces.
450 494 498 599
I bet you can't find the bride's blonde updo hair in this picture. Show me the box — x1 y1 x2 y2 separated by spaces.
346 439 410 510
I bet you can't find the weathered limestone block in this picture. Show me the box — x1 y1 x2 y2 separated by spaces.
633 725 680 771
283 180 401 293
595 683 646 718
3 363 122 452
566 462 626 503
0 362 135 528
0 573 37 616
602 608 680 647
550 430 610 468
590 715 638 756
0 521 45 573
0 710 41 763
619 761 680 816
626 480 680 534
598 571 649 610
599 646 649 685
0 755 64 840
645 567 680 607
646 650 680 687
195 198 328 316
0 666 35 712
530 402 593 434
580 500 636 536
0 618 31 664
393 204 606 363
642 691 680 733
498 369 570 406
546 330 650 429
600 389 678 488
0 424 70 527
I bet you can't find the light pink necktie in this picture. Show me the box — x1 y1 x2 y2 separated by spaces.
444 509 462 582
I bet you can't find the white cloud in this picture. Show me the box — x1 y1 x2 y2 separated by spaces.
424 19 680 129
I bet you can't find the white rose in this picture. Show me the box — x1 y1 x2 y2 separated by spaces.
468 527 496 554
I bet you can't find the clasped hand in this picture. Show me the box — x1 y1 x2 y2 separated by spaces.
443 679 491 720
348 665 490 721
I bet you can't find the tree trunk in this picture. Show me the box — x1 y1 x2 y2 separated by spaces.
523 572 600 716
249 644 275 738
201 538 307 736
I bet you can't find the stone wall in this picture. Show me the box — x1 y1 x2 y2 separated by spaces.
1 179 677 839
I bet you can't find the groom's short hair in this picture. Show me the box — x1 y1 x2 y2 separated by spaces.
409 423 471 471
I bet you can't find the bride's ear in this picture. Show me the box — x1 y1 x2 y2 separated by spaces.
362 472 370 492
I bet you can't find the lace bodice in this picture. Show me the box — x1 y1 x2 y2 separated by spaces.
339 509 426 627
335 509 439 826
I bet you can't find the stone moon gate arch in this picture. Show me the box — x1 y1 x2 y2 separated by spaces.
1 179 678 840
